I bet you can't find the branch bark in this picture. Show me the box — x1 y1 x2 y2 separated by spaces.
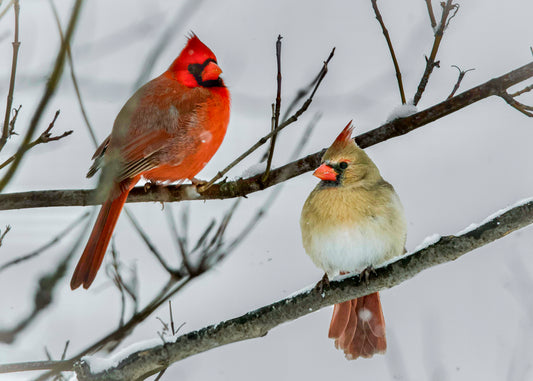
66 197 533 380
0 60 531 210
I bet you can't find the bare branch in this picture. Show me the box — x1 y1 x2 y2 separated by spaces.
413 0 459 105
0 225 11 247
262 35 283 182
48 0 98 148
0 0 20 152
0 214 91 344
500 91 533 117
447 65 475 99
0 110 72 171
124 207 183 278
509 83 533 97
0 0 84 192
198 47 335 192
0 211 90 274
371 0 406 104
67 199 533 380
424 0 437 29
1 59 531 210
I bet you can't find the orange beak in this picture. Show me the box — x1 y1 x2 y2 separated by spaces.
202 61 222 82
313 163 337 181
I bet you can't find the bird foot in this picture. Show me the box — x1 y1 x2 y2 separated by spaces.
190 177 207 186
144 180 158 192
361 266 377 285
314 273 330 294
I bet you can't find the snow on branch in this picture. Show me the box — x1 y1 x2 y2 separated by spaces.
0 60 531 211
70 198 533 381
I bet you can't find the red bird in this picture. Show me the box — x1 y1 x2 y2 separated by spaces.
70 35 230 290
300 122 406 359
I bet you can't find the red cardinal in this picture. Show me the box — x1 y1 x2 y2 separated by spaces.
70 34 230 290
300 122 406 359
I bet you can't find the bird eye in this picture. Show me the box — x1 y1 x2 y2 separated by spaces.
339 161 348 169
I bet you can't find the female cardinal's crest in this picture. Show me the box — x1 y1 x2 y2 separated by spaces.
331 121 355 150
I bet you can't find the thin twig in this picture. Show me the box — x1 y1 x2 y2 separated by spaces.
425 0 437 29
124 208 183 277
61 341 70 361
371 0 406 104
0 0 20 152
0 0 84 192
0 110 72 171
198 47 335 192
0 211 90 274
262 35 283 182
500 91 533 117
48 0 98 148
447 65 475 99
165 206 195 275
169 300 175 335
0 225 11 247
509 83 533 97
8 104 21 137
413 0 458 106
110 240 127 328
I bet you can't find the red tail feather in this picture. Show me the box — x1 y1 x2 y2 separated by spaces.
70 185 130 290
328 292 387 359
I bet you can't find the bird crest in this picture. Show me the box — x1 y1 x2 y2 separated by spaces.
331 120 355 150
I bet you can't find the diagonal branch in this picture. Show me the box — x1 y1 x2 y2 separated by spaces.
0 110 72 171
413 0 459 105
0 60 531 210
49 0 98 148
197 47 335 192
60 197 533 380
371 0 406 104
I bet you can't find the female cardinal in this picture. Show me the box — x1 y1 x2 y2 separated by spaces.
70 34 230 290
300 122 406 359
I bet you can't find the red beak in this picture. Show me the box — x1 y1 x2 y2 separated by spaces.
202 61 222 82
313 163 337 181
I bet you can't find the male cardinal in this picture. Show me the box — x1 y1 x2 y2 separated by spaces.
70 34 230 290
300 122 406 359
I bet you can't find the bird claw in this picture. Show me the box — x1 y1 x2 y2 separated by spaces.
190 177 207 186
144 180 158 192
314 273 330 294
361 266 376 285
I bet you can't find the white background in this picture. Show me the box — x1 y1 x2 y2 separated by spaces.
1 0 532 380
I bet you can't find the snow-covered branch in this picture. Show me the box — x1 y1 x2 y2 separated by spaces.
70 198 533 380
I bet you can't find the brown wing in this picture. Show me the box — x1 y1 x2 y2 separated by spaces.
86 74 210 182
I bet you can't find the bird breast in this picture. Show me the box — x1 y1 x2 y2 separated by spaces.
300 184 406 277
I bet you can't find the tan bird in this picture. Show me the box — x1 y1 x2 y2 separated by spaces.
300 121 406 359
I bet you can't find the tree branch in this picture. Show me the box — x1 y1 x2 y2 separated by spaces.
262 35 283 182
413 0 459 105
0 59 531 210
371 0 406 104
64 197 533 380
0 0 20 152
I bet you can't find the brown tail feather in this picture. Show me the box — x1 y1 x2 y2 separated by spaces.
328 292 387 360
70 186 130 290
